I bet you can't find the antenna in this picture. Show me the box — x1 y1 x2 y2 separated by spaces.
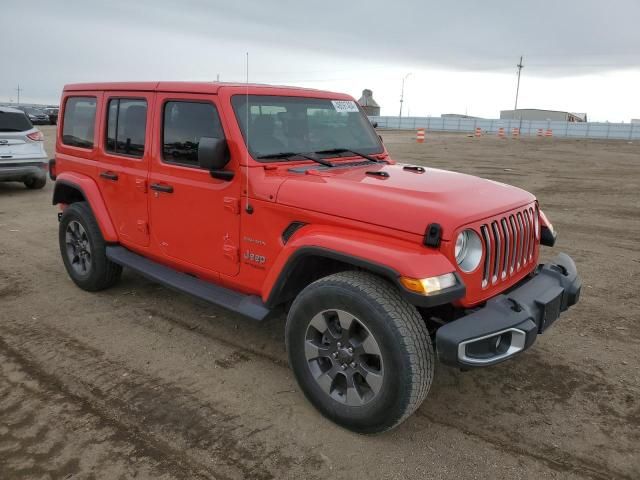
244 52 253 214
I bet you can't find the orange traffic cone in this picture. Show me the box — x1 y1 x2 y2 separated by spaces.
416 128 425 143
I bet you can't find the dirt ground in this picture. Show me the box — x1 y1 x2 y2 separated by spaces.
1 126 638 480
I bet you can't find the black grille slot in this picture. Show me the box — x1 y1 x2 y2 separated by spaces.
491 221 501 284
516 212 524 269
500 218 510 279
480 225 491 288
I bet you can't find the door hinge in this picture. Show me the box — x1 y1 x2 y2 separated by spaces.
137 220 149 235
135 178 147 193
223 197 240 215
223 244 239 263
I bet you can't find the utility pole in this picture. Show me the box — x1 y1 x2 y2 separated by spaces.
513 56 524 119
399 72 412 120
16 84 23 105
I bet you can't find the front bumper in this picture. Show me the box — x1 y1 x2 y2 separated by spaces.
436 253 581 368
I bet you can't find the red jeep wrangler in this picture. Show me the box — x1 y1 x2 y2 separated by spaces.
50 82 581 433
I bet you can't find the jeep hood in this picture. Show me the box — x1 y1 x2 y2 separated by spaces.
275 164 536 240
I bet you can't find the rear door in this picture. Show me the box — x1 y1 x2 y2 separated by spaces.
148 93 241 276
96 92 154 248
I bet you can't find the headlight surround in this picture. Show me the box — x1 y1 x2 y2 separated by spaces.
455 229 483 273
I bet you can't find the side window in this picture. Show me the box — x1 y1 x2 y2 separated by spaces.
62 97 97 149
162 101 223 167
105 98 147 158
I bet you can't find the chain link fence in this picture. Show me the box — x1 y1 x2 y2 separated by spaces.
370 116 639 140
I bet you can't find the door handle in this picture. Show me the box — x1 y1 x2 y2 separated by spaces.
150 183 174 194
100 171 118 181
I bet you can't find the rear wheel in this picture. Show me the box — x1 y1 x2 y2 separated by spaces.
24 176 46 189
59 202 122 291
286 271 434 433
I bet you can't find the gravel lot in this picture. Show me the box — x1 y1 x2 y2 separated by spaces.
1 126 638 479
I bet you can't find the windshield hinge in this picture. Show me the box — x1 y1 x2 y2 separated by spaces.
223 197 240 215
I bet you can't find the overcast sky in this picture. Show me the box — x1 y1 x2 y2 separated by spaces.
3 0 640 121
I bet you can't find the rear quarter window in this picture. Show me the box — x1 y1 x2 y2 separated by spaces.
62 97 97 149
0 111 33 132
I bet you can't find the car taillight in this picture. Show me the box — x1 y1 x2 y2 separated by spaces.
27 131 44 141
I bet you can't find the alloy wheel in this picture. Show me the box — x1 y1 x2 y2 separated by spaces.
65 220 92 275
304 309 384 406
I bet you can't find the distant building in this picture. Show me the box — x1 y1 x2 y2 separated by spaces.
500 109 587 122
357 89 380 116
631 119 640 124
441 113 484 120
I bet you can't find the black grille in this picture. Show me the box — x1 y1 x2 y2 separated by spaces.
480 205 538 288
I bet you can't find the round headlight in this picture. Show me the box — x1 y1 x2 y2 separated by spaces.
455 229 483 273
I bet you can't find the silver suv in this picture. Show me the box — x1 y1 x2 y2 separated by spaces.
0 107 48 189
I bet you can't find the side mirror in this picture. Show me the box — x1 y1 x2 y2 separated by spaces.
198 137 233 180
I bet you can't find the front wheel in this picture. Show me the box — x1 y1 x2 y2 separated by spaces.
285 271 434 433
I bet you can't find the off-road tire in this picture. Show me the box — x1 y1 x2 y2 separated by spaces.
286 270 434 433
24 176 46 189
59 201 122 291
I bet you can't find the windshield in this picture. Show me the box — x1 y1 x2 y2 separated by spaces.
231 95 383 161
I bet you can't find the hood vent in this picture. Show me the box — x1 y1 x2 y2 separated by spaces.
403 165 425 173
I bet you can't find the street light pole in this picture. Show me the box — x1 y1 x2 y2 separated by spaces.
513 56 524 119
399 72 412 120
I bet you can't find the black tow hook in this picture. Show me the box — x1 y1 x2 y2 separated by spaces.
507 298 523 312
550 263 569 276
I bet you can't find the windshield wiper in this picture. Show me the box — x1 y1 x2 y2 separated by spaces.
312 148 382 163
256 152 334 167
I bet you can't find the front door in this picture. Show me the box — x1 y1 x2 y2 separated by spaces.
97 92 153 247
148 94 241 276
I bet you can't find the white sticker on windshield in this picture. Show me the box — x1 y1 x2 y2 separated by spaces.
331 100 360 113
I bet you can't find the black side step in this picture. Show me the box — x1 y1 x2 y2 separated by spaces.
106 246 271 321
